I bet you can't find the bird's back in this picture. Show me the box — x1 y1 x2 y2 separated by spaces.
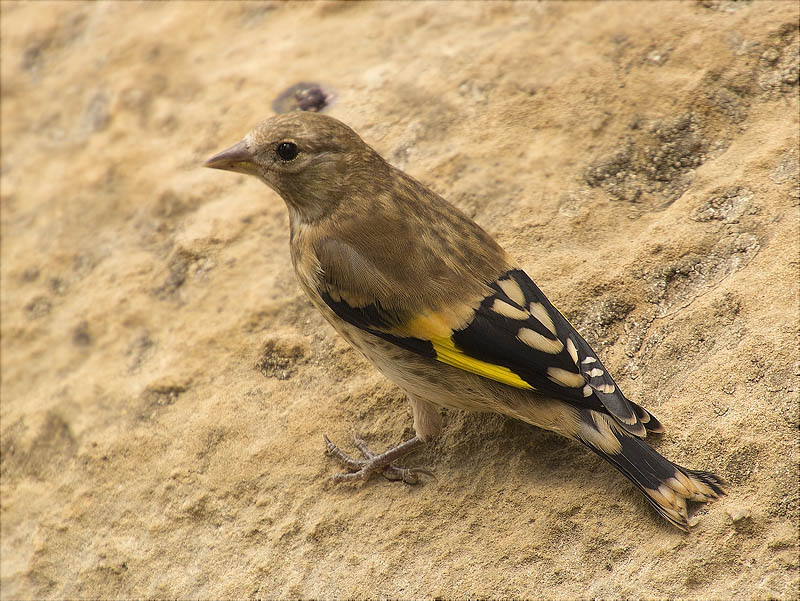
291 163 515 324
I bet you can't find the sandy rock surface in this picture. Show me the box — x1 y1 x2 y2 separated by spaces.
1 1 798 598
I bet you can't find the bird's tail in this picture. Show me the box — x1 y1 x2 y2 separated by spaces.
577 411 726 531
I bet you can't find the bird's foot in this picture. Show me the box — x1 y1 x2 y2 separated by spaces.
323 432 434 484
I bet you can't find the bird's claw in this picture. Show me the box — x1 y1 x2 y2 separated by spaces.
323 433 435 484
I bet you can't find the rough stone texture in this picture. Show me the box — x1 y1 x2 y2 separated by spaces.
1 1 798 598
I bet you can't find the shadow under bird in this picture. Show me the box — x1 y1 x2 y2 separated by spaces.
205 112 726 531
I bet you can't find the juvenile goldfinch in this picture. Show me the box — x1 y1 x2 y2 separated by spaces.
205 112 725 531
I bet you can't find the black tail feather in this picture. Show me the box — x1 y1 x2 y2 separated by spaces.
578 417 726 531
631 401 665 434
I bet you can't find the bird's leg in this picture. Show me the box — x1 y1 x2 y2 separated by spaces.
323 432 434 484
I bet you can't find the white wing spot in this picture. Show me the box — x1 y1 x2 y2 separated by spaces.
581 356 596 364
600 383 615 394
498 278 526 307
582 385 593 397
529 302 557 335
566 338 578 365
492 299 530 320
518 327 563 354
588 368 605 378
547 366 585 388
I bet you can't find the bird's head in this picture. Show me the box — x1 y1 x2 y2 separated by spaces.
205 112 384 222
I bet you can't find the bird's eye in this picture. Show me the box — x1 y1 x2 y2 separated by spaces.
276 141 298 161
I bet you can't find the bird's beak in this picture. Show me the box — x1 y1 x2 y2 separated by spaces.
204 139 256 174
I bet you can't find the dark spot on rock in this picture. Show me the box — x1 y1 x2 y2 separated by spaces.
119 87 153 126
595 297 635 327
272 82 333 114
73 252 96 277
709 86 749 123
154 252 190 299
83 90 111 133
49 277 68 296
712 292 742 324
697 0 749 12
22 266 40 282
240 2 278 27
153 189 191 219
196 427 227 462
585 93 752 209
18 13 87 77
6 412 76 479
164 258 187 292
683 559 717 590
154 249 214 298
770 149 799 187
757 22 799 95
691 186 754 223
256 339 309 380
725 444 761 485
73 320 91 346
572 295 635 347
645 233 760 316
21 40 47 72
25 295 52 319
127 330 154 373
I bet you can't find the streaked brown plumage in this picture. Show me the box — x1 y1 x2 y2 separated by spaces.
205 111 726 531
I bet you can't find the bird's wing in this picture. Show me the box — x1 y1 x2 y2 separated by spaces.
315 239 655 437
439 268 654 436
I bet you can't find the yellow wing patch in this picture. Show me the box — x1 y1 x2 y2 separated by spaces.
406 313 454 339
430 336 535 390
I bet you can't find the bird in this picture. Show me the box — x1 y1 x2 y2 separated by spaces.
204 111 726 531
